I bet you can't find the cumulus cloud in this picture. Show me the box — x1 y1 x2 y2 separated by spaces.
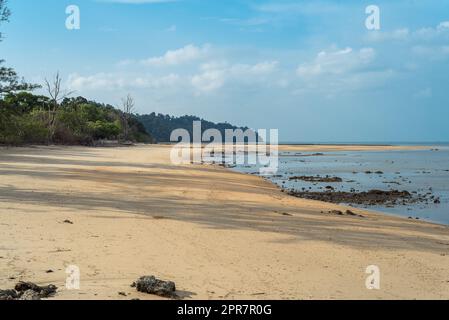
297 47 375 77
367 21 449 43
141 44 210 67
67 73 181 91
437 21 449 31
366 28 410 42
191 69 226 92
191 60 279 92
411 45 449 60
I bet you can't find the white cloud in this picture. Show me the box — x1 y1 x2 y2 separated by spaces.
411 45 449 60
191 60 279 92
230 61 279 75
437 21 449 31
191 69 226 92
290 47 396 98
141 44 210 67
67 72 181 91
116 59 134 67
297 47 375 77
367 21 449 43
366 28 410 42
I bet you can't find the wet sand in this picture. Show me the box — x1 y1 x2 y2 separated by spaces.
0 145 448 300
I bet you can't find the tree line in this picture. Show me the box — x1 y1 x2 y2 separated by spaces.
136 113 255 143
0 1 252 146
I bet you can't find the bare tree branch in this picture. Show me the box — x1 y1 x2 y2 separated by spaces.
121 94 135 141
43 72 74 143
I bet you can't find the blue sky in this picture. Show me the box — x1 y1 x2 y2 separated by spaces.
2 0 449 142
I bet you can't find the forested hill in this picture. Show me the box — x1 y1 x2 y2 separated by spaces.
136 113 256 143
0 93 153 145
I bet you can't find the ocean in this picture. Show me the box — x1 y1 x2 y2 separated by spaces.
231 145 449 225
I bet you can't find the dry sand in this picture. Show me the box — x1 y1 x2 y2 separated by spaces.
0 145 448 300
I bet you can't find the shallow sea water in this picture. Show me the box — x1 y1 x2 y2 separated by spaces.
231 146 449 225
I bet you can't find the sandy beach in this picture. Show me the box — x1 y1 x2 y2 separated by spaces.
0 144 448 300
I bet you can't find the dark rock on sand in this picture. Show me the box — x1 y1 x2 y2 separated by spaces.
0 289 18 300
288 189 415 206
329 210 344 215
132 276 176 298
0 282 57 300
328 209 364 218
19 290 41 300
15 282 57 298
289 175 342 183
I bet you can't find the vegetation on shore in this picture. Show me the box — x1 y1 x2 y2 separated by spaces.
0 0 251 146
0 1 150 145
0 91 153 145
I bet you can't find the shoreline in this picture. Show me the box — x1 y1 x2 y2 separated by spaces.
257 174 446 228
1 145 448 299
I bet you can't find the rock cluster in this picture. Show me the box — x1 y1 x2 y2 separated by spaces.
131 276 176 298
287 189 417 206
0 282 57 300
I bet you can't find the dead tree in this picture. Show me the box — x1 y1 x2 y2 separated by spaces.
44 72 74 143
121 94 135 141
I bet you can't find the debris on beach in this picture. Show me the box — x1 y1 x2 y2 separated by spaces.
0 282 57 300
327 210 364 218
275 211 293 216
288 175 343 183
329 210 344 216
132 276 177 298
63 219 74 224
